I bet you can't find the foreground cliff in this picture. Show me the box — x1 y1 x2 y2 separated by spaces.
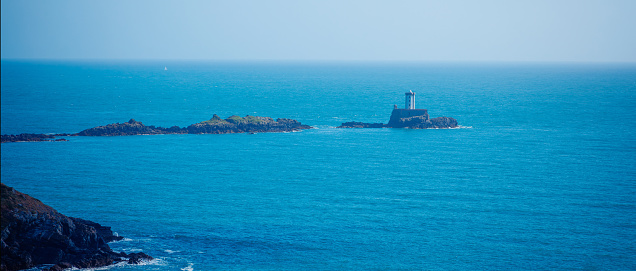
1 183 152 271
338 108 458 129
1 114 313 142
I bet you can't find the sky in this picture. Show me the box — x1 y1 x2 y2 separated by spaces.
1 0 635 62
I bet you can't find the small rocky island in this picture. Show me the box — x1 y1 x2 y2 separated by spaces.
1 183 152 271
1 114 312 143
338 91 458 129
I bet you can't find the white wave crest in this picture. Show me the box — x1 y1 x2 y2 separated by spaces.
110 237 134 243
181 263 194 271
136 258 165 266
79 257 166 270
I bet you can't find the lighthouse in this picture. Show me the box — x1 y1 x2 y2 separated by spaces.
388 90 429 126
405 90 415 109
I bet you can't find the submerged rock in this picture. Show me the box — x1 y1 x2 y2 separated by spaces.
0 183 152 271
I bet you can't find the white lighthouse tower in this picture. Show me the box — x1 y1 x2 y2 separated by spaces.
405 90 415 109
389 90 429 126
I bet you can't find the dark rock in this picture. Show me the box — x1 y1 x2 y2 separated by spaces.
46 262 72 271
1 133 58 143
387 109 429 127
428 117 459 128
0 183 150 271
210 114 223 121
166 125 183 133
127 252 153 264
71 251 118 269
71 217 124 243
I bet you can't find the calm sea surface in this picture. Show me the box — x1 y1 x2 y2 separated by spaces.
1 61 636 270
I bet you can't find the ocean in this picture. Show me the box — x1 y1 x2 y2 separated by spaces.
1 60 635 270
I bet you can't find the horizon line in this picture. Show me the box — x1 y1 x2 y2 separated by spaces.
2 58 636 65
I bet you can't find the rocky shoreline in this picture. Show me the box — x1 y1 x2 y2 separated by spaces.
1 183 152 271
1 114 313 143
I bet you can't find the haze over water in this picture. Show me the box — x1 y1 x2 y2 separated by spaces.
1 61 635 270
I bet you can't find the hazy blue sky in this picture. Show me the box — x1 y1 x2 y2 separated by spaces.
2 0 635 62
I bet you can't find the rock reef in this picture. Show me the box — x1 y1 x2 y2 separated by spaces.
1 134 68 143
1 183 152 271
1 114 312 142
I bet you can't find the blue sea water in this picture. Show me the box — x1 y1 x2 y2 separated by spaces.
1 60 636 270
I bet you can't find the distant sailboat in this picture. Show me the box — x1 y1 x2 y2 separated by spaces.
164 66 168 71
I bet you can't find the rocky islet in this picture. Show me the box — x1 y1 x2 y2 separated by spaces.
1 114 313 143
338 109 458 129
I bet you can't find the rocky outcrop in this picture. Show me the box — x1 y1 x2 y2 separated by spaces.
1 134 68 143
387 109 429 127
427 117 459 128
126 252 154 264
388 115 458 129
186 115 312 134
1 183 152 271
77 119 184 136
338 109 458 129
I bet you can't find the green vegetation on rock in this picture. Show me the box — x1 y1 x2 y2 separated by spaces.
201 114 229 124
243 115 262 124
226 115 244 123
